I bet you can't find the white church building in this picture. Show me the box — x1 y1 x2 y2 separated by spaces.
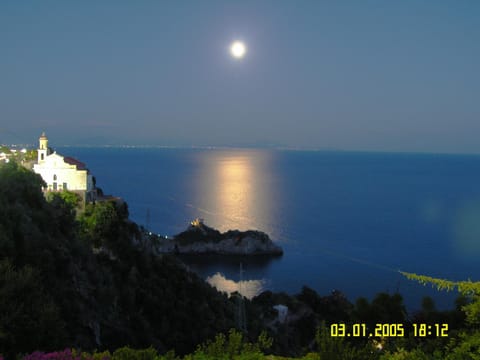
33 132 96 202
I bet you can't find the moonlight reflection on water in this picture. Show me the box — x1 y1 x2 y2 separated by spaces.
193 150 277 234
206 272 266 299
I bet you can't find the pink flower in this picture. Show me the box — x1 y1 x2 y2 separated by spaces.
23 349 85 360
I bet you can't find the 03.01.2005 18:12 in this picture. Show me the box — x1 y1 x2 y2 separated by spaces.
330 323 449 338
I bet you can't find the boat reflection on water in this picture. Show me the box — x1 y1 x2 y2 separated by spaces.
206 273 265 299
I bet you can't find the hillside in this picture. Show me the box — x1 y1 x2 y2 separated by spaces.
0 162 236 357
1 161 479 359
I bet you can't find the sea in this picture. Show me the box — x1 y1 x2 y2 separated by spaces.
60 147 480 312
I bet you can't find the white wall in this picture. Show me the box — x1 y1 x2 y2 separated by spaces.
33 153 89 191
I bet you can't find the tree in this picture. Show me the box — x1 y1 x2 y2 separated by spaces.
79 201 121 248
400 272 480 326
401 271 480 359
351 292 407 330
0 260 65 358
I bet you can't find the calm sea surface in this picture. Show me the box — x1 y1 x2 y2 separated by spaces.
62 147 480 311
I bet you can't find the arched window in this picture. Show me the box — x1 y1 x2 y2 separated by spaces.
41 153 44 160
53 174 57 181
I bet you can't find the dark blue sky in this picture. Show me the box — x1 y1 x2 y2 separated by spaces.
1 1 479 152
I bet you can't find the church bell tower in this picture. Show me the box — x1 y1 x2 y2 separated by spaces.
38 132 49 163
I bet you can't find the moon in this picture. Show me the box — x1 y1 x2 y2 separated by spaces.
230 41 246 59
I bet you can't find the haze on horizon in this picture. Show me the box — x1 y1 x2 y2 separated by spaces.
1 1 479 154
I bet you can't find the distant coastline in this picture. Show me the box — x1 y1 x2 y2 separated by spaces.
54 144 480 157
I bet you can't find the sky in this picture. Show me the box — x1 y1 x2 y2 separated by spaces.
1 1 479 153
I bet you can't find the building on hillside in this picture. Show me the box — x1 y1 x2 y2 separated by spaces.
33 132 96 203
1 147 33 164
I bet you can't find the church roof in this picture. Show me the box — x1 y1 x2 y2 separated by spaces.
64 156 87 170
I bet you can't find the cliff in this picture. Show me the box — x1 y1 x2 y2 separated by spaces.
143 219 283 256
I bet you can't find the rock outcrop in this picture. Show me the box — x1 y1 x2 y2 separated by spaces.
144 219 283 256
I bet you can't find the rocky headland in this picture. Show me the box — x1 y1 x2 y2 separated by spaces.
142 218 283 256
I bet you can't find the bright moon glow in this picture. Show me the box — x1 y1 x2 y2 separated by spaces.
230 41 246 59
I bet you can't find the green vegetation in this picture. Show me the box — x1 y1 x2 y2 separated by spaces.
0 148 37 164
0 260 65 354
0 162 235 358
389 272 480 359
174 222 223 245
1 162 479 359
0 146 11 154
400 272 480 326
